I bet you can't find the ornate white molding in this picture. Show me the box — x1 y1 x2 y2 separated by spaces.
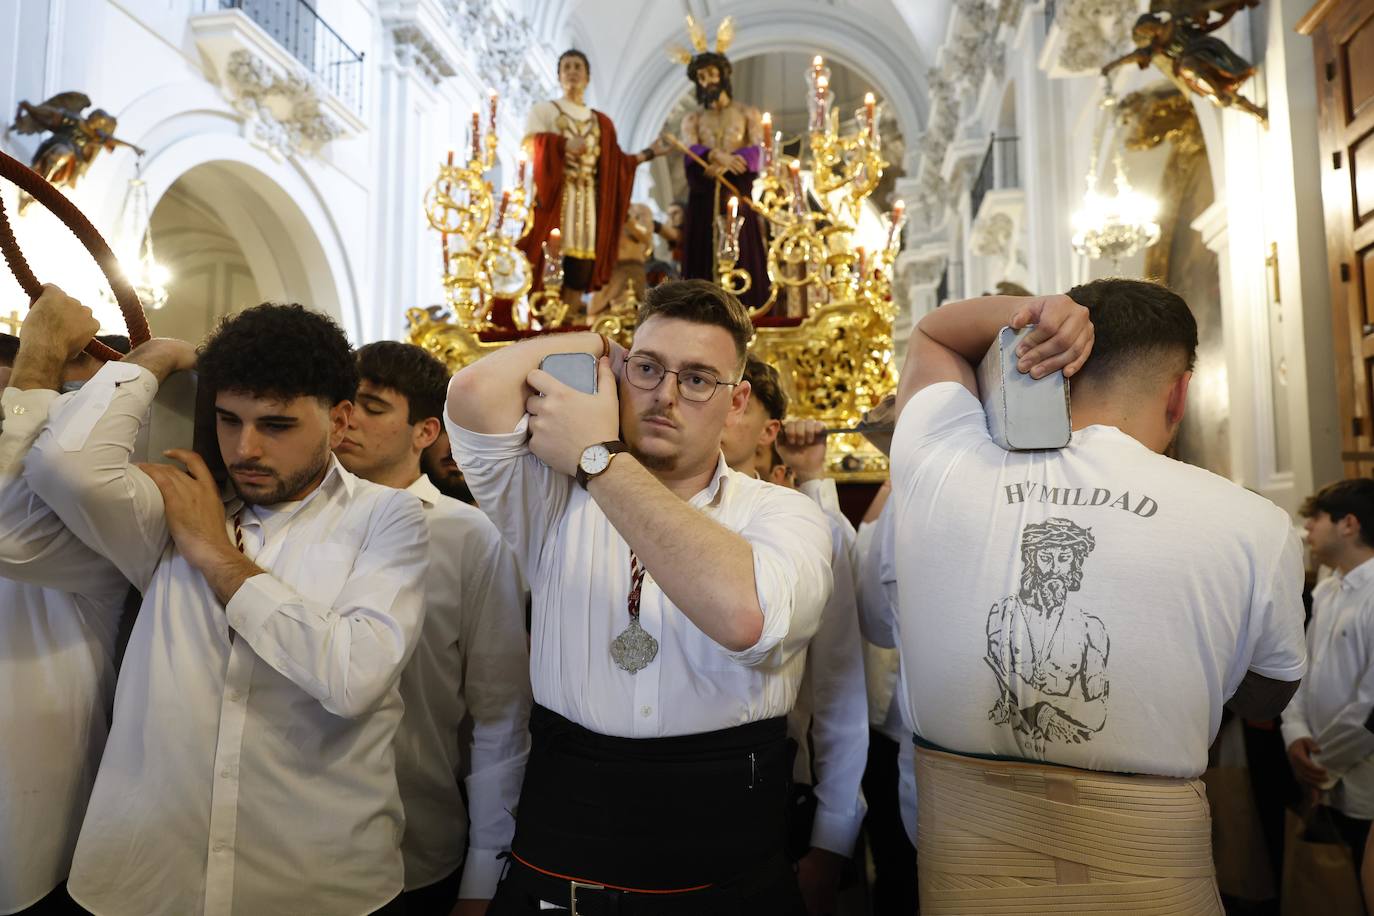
224 51 344 160
191 10 364 161
971 210 1014 257
445 1 557 121
1053 0 1136 74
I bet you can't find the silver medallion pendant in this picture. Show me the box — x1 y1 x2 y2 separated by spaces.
610 618 659 674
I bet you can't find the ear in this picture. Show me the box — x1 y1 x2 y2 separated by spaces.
729 378 751 418
1165 371 1191 428
328 401 352 449
760 417 781 449
414 416 441 453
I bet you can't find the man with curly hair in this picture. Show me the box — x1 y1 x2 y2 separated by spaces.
27 305 430 916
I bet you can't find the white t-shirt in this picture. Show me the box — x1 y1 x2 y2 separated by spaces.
891 382 1307 778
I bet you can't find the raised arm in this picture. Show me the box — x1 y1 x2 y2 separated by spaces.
522 357 831 655
26 338 197 590
140 449 431 719
0 286 125 593
895 293 1094 413
446 331 608 435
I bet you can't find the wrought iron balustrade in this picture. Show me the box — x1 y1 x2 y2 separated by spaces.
970 134 1020 220
220 0 364 114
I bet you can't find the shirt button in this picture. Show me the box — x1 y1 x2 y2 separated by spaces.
213 842 227 853
640 705 652 717
221 768 233 779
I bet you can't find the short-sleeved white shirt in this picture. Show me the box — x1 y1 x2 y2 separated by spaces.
891 382 1306 778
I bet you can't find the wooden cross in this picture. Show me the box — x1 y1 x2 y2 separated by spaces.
0 310 21 335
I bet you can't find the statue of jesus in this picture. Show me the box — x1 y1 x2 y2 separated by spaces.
676 26 771 312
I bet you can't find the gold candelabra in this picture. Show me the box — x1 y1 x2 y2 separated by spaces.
424 92 544 330
410 59 907 480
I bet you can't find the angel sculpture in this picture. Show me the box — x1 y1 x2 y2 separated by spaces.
1101 0 1268 124
8 92 144 210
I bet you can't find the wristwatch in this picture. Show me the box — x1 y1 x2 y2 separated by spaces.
576 440 627 489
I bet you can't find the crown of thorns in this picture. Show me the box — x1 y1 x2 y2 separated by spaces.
1021 517 1096 555
668 15 734 67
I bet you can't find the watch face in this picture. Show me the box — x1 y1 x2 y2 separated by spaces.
580 443 611 476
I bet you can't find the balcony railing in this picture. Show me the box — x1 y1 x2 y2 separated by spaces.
970 134 1020 220
220 0 364 114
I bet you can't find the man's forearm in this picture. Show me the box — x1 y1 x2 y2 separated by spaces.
447 332 605 434
9 341 67 391
588 454 763 651
917 295 1024 363
198 547 266 607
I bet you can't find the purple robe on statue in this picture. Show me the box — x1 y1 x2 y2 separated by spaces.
683 144 771 312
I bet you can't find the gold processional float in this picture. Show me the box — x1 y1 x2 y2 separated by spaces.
407 57 904 479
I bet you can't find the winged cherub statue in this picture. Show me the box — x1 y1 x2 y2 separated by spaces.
9 92 144 210
1101 0 1267 124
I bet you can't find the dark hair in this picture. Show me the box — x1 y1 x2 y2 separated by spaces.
0 331 127 369
1065 278 1197 387
687 52 733 107
1301 479 1374 548
197 303 357 405
96 334 131 355
744 355 787 420
636 279 753 369
355 341 449 425
558 49 590 77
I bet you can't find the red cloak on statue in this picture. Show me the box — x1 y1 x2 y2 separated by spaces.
517 110 640 298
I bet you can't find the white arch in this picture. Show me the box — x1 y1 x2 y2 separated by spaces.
605 6 928 152
83 81 363 340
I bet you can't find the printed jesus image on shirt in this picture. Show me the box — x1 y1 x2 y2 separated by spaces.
985 517 1110 758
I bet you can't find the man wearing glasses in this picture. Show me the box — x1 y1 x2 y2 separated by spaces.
446 279 833 914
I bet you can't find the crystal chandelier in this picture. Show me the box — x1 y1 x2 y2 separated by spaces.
1070 151 1161 264
1071 83 1161 266
112 158 169 310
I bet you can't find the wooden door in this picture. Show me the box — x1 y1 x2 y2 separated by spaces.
1302 0 1374 476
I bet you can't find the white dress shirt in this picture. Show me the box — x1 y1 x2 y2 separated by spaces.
0 387 128 915
855 499 917 843
393 474 531 896
1281 557 1374 818
788 478 869 856
27 361 431 916
448 414 833 738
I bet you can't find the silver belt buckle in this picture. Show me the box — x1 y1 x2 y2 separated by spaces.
570 879 605 916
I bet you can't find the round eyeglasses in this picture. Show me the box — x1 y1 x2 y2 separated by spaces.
623 354 739 402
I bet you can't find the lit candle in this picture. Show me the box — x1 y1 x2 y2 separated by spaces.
856 246 868 279
887 199 905 249
495 189 510 230
789 159 804 209
549 227 561 246
471 111 481 161
516 152 527 188
728 195 738 221
864 92 876 136
761 113 772 152
488 89 499 133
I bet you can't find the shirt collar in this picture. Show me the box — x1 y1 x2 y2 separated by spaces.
1341 556 1374 591
227 454 354 527
406 473 442 508
688 453 732 509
